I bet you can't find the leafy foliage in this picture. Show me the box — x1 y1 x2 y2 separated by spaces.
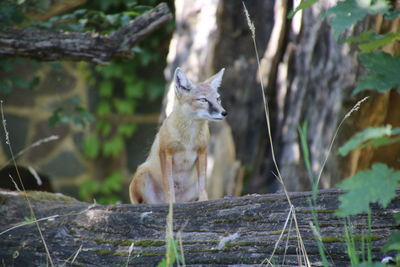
0 1 25 26
79 171 124 204
48 97 95 127
336 163 400 217
383 231 400 252
354 51 400 94
323 0 389 38
74 0 171 203
287 0 319 18
0 58 40 94
338 125 400 156
346 30 400 54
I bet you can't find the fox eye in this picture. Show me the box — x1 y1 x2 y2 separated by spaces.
197 98 208 103
217 97 221 103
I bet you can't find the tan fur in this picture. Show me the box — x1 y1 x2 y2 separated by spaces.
129 68 226 204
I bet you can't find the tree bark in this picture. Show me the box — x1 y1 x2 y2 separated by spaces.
0 3 172 63
163 0 242 199
0 189 397 266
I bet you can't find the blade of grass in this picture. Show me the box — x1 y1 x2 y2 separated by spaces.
0 135 59 171
260 205 293 266
242 3 311 266
0 101 55 267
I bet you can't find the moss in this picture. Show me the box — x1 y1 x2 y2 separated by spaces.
140 252 165 257
321 234 383 243
135 240 165 247
321 236 344 243
25 191 77 203
92 239 132 246
93 249 128 257
113 251 129 257
297 209 336 213
268 229 289 235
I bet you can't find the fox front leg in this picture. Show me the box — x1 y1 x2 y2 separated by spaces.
196 150 208 201
160 150 175 203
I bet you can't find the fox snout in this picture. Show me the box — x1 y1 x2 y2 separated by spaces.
208 102 227 120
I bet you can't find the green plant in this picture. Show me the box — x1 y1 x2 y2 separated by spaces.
157 203 184 267
74 0 172 204
293 0 400 265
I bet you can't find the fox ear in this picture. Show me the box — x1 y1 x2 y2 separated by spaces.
207 68 225 90
174 68 193 94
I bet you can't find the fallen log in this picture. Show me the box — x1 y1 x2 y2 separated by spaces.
0 189 398 266
0 3 172 63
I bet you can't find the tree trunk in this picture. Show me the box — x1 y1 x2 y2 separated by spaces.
167 0 400 195
0 189 397 266
163 0 242 199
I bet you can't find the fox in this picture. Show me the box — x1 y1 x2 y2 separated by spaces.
129 67 227 204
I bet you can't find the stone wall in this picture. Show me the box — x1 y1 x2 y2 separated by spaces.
0 59 161 202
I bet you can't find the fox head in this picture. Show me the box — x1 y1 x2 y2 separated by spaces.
173 68 227 121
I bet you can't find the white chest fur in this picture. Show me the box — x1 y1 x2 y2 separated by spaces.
172 149 198 173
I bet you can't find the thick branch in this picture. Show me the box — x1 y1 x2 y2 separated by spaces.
0 3 172 63
0 189 398 266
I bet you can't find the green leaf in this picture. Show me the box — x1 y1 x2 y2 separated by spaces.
97 120 113 137
338 125 400 156
83 136 100 159
97 101 112 116
79 179 101 201
156 258 167 267
103 136 124 157
358 32 400 53
354 51 400 94
0 80 12 94
383 231 400 252
336 163 400 217
287 0 318 19
347 30 400 53
395 212 400 223
102 171 123 194
29 76 41 89
385 8 400 19
48 108 63 126
117 123 137 137
346 30 376 43
114 99 134 114
99 80 113 97
12 77 30 89
125 83 143 98
323 0 389 38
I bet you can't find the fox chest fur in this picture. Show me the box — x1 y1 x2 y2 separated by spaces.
159 115 210 185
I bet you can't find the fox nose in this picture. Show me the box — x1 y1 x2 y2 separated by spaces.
221 111 227 117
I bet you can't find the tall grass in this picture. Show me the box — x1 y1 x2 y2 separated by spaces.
0 101 55 267
242 3 311 266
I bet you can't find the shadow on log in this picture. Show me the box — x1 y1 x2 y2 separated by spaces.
0 189 397 266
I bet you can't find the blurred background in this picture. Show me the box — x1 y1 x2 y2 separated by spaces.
0 0 399 204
